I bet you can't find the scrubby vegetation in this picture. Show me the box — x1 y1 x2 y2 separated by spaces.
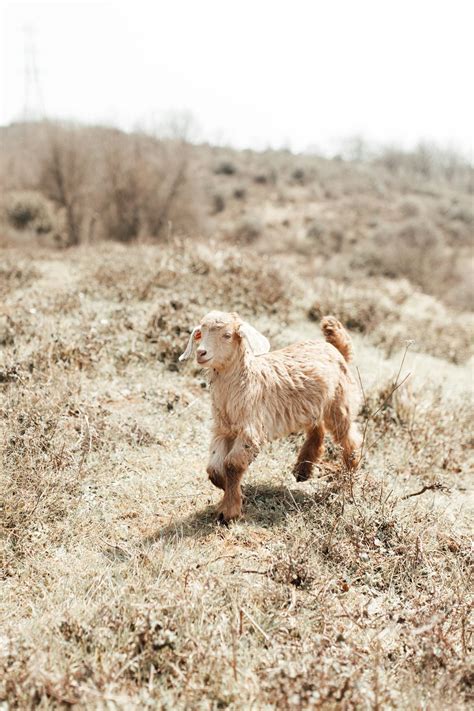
0 122 203 246
1 121 472 311
0 122 472 708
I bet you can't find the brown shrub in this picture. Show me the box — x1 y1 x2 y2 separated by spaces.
38 125 91 246
214 161 236 175
369 217 446 286
372 303 474 363
231 215 263 244
99 132 202 241
2 123 204 246
306 220 344 256
212 193 226 214
2 190 57 234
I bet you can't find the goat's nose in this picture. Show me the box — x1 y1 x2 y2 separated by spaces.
197 348 207 357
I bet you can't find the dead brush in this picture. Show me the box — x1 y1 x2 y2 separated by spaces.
0 380 109 572
0 260 40 298
115 612 177 682
86 248 193 301
0 307 47 351
372 307 474 363
61 604 178 684
0 312 32 347
360 373 472 483
0 363 22 384
27 335 104 373
308 277 473 364
38 290 83 316
216 254 291 315
0 640 84 708
400 390 472 481
86 243 293 318
267 541 317 590
308 277 411 334
117 419 157 447
145 297 203 366
99 132 200 242
38 124 91 246
2 190 58 236
401 593 473 685
359 374 415 429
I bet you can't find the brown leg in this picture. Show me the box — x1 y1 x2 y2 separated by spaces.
207 435 233 490
325 408 362 471
218 438 257 522
293 424 325 482
340 423 362 470
218 464 246 524
207 468 226 490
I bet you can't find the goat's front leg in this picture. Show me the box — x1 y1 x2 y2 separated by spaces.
206 434 233 490
218 436 259 523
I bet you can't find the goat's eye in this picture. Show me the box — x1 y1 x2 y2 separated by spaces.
194 329 202 340
223 332 232 339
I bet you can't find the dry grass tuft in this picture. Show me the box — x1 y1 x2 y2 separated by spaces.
0 259 40 298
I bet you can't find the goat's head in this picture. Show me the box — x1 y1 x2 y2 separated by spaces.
179 311 270 371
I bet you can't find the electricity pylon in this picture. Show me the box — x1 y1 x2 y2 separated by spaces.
22 24 44 121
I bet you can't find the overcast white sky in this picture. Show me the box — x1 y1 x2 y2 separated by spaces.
1 0 473 155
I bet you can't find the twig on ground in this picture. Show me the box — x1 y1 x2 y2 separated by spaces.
402 483 448 500
240 608 271 642
195 553 240 569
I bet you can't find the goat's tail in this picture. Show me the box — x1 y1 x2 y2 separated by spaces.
320 316 354 362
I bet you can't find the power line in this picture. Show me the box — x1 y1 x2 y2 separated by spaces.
23 24 44 121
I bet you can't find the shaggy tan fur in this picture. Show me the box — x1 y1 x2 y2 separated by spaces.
180 311 362 522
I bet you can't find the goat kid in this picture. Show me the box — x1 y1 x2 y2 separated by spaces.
179 311 361 523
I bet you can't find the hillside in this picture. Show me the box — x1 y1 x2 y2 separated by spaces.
0 122 472 313
0 123 473 708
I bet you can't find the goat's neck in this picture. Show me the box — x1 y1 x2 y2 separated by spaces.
210 351 262 432
210 349 255 391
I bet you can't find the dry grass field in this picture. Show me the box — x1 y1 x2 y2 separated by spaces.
0 123 473 709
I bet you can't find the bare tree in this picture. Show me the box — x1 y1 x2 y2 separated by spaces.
38 124 89 245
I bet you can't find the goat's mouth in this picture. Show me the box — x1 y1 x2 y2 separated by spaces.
197 356 212 365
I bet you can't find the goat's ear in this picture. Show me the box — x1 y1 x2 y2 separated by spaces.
179 326 201 361
238 322 270 356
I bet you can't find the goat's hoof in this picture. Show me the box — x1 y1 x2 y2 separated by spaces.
294 464 313 482
217 507 242 525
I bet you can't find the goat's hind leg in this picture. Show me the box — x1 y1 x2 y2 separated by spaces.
326 413 362 471
340 423 362 470
293 424 325 482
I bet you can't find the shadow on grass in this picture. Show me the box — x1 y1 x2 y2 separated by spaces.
144 481 337 542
